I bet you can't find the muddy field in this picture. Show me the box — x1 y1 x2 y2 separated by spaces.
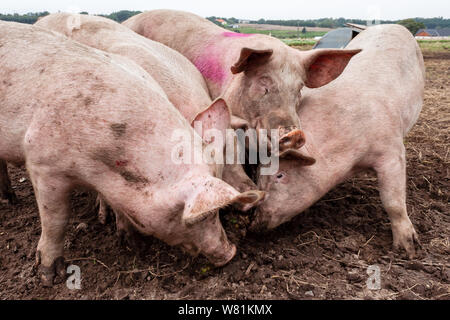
0 48 448 300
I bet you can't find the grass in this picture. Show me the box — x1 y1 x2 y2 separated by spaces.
418 40 450 51
226 26 326 39
282 39 317 46
226 26 450 52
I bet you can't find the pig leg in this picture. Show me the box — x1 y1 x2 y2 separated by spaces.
115 210 140 248
96 194 110 225
0 160 18 204
30 169 71 287
375 146 420 259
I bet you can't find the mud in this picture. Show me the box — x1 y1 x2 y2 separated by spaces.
0 50 448 300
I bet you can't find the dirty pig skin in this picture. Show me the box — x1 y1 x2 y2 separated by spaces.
123 9 361 162
254 25 425 259
0 21 264 287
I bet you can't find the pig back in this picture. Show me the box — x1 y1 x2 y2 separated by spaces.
344 24 425 134
36 13 212 122
0 21 193 171
302 24 425 137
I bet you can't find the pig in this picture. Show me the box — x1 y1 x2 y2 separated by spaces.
253 25 425 258
123 10 361 161
0 21 264 286
35 13 256 196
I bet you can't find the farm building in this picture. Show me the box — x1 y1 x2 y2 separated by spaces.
415 28 450 37
215 18 227 25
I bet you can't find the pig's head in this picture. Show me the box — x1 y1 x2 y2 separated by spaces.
250 158 316 232
120 174 264 267
225 43 361 160
177 176 265 266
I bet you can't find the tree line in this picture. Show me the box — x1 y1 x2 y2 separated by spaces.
0 10 141 24
207 16 449 30
1 11 448 34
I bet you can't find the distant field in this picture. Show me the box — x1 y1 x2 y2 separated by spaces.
418 40 450 51
283 38 450 52
283 39 317 47
227 26 327 39
239 23 332 32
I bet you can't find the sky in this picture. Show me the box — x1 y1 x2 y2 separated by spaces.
1 0 449 20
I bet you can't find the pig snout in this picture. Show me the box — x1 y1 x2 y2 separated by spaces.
184 213 237 266
274 128 316 165
278 128 306 151
248 187 293 233
203 239 237 267
249 207 273 233
261 125 307 153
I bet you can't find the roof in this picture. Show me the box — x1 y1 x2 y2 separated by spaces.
345 23 367 31
313 27 361 49
436 28 450 36
416 29 439 36
416 28 450 37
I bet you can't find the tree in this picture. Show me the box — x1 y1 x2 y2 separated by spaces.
103 10 142 23
398 18 426 35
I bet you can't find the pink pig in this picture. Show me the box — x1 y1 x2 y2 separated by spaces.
35 13 258 233
253 25 425 259
35 13 256 194
123 10 361 162
0 21 263 286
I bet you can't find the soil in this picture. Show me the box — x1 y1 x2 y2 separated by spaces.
0 50 448 300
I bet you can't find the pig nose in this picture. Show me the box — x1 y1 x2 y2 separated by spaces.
210 243 237 267
279 129 306 152
249 208 270 233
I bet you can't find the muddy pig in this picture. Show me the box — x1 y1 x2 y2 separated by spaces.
253 25 425 258
36 13 257 228
0 21 263 286
36 13 255 192
123 9 361 161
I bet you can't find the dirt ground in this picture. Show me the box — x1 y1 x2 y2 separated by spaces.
0 49 448 300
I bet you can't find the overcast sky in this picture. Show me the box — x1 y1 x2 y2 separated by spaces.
1 0 449 20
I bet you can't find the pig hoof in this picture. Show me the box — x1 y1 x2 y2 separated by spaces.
393 226 421 259
96 197 110 225
98 205 109 225
37 255 66 287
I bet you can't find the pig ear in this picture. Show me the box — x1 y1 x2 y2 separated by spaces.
301 49 361 88
231 48 273 74
183 188 265 226
279 149 316 166
192 98 231 143
231 190 266 212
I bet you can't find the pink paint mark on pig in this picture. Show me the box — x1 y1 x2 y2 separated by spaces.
222 32 253 38
194 45 227 84
116 160 129 167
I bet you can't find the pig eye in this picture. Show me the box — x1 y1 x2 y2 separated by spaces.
264 88 269 95
276 172 285 180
